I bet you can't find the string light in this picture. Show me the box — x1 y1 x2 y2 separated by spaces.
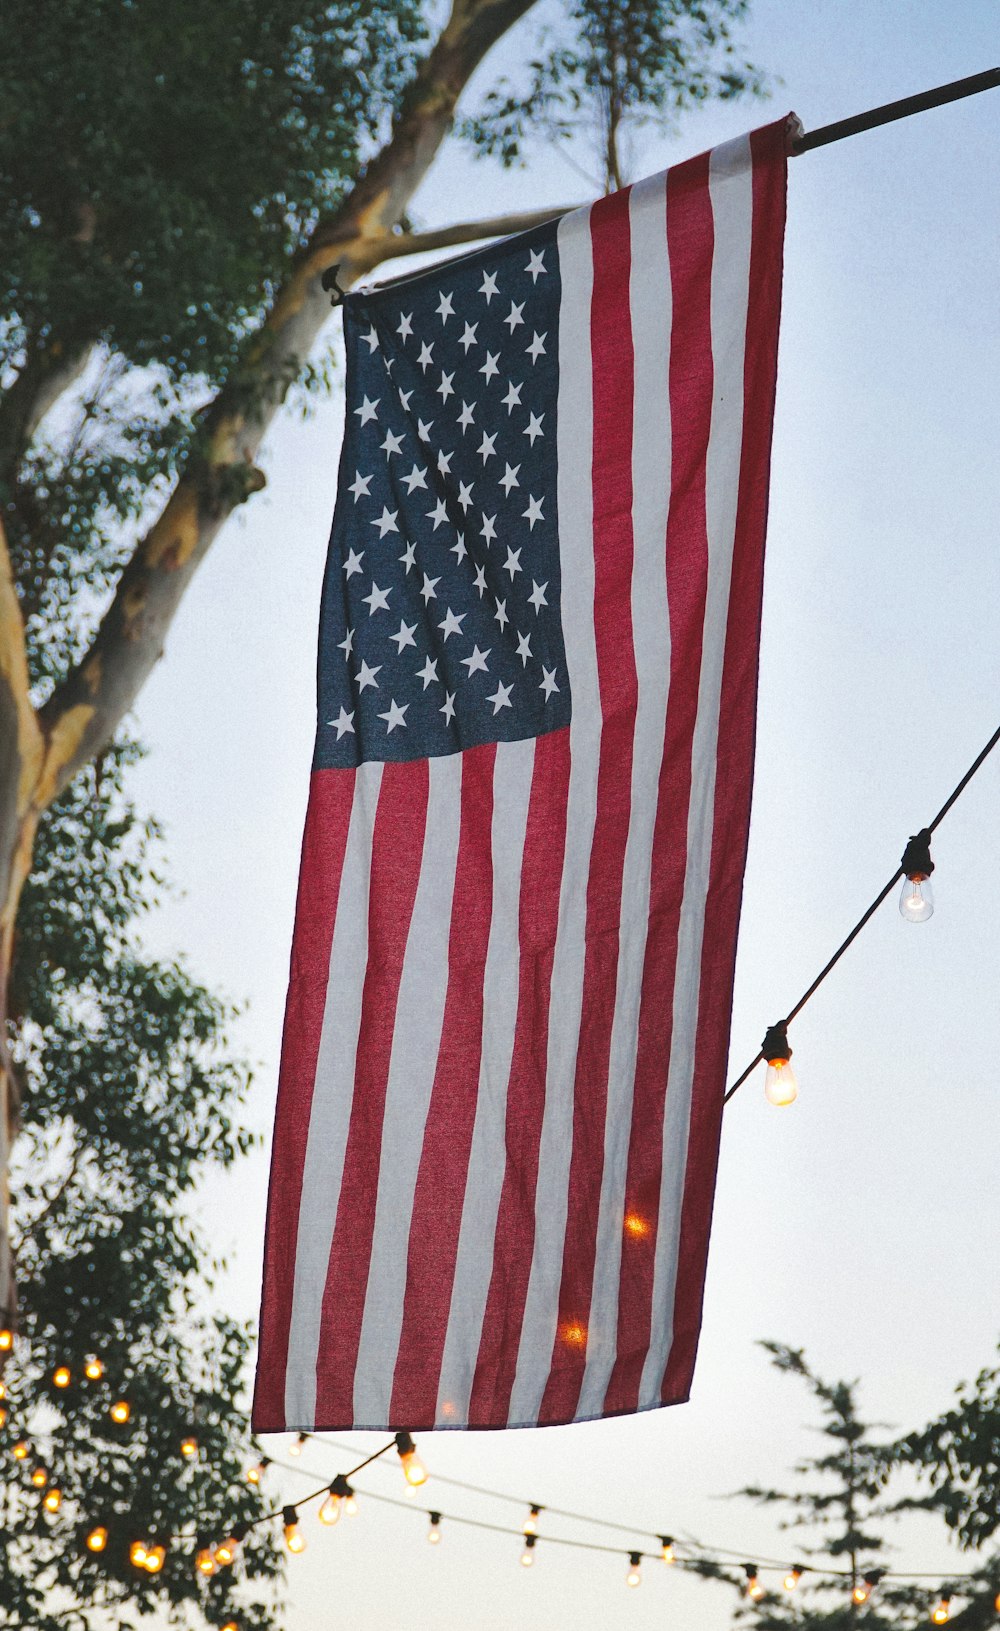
30 1467 48 1488
215 1526 246 1566
195 1547 217 1576
428 1512 443 1545
130 1541 149 1570
521 1535 537 1568
660 1536 675 1565
43 1488 62 1512
283 1506 306 1554
0 1328 13 1351
395 1430 428 1487
84 1357 104 1380
0 1405 6 1428
109 1399 131 1424
246 1456 269 1485
144 1544 166 1574
626 1552 642 1588
288 1433 307 1457
744 1564 765 1600
761 1023 798 1107
931 1596 952 1624
12 1440 28 1460
853 1573 880 1605
320 1474 356 1526
86 1526 108 1553
52 1366 71 1389
900 830 935 922
523 1505 542 1537
180 1436 199 1460
783 1566 803 1592
221 1623 238 1631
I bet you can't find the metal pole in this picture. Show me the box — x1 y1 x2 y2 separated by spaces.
792 66 1000 154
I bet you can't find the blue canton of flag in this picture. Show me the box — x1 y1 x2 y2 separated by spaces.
316 223 571 767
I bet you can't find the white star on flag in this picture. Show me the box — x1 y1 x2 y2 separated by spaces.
377 699 408 733
328 706 355 738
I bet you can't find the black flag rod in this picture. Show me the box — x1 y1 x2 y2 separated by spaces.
792 66 1000 154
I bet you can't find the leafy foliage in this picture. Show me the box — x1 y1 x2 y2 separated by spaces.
459 0 765 189
897 1349 1000 1550
0 0 426 697
2 742 281 1630
705 1344 1000 1631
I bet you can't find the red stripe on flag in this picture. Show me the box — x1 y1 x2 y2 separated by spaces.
603 150 716 1418
252 768 356 1431
468 727 572 1426
660 124 787 1406
537 186 639 1426
388 743 497 1428
311 760 430 1426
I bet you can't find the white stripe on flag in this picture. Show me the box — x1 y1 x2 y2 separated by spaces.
284 761 383 1425
509 203 598 1428
576 170 674 1419
434 737 536 1425
351 754 462 1426
640 133 754 1408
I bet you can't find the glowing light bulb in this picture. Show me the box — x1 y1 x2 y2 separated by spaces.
319 1491 342 1526
994 1594 1000 1614
109 1400 131 1424
521 1535 537 1567
784 1567 802 1592
899 830 935 921
215 1534 240 1566
761 1023 797 1106
246 1458 268 1485
0 1406 6 1428
84 1357 104 1380
899 875 934 921
289 1433 306 1457
86 1526 108 1552
144 1544 166 1574
222 1623 238 1631
428 1512 442 1545
931 1597 951 1625
395 1431 428 1487
0 1328 13 1351
0 1380 6 1398
43 1488 62 1512
345 1492 358 1516
763 1059 797 1106
523 1505 541 1537
744 1565 764 1600
195 1547 217 1576
12 1441 29 1460
130 1541 149 1569
626 1553 642 1588
660 1536 675 1565
283 1507 306 1554
180 1437 198 1460
31 1467 48 1488
853 1582 871 1605
53 1366 71 1389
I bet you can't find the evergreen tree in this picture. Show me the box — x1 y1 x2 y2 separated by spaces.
695 1345 1000 1631
1 741 282 1630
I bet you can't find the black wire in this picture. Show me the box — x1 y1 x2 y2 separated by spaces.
724 718 1000 1104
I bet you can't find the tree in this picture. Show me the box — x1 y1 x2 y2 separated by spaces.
693 1344 1000 1631
0 0 761 1314
0 739 282 1629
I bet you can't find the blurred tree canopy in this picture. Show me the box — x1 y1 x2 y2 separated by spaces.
2 741 281 1629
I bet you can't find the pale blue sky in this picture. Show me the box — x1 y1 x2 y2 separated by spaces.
131 4 1000 1626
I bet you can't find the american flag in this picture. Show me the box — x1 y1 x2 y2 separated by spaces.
254 118 789 1432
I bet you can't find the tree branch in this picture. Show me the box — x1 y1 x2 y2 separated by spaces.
37 0 545 801
368 204 578 269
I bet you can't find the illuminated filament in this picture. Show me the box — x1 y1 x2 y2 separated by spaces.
180 1437 198 1461
660 1536 675 1565
521 1535 537 1568
784 1567 803 1593
283 1507 306 1555
427 1512 443 1546
53 1366 71 1389
626 1553 642 1588
86 1527 108 1553
744 1565 764 1601
395 1430 428 1487
109 1400 131 1425
931 1597 952 1625
288 1433 307 1457
523 1505 542 1538
84 1358 104 1381
43 1488 62 1513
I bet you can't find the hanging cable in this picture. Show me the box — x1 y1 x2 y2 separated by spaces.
725 718 1000 1104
